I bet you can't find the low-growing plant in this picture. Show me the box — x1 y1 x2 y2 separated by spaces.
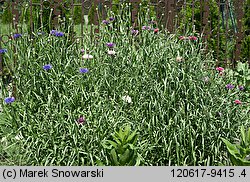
101 125 141 166
221 126 250 166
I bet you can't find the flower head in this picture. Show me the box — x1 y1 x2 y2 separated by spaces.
131 29 139 36
189 36 198 41
226 84 234 90
109 17 115 21
81 49 85 53
106 42 115 48
216 67 224 72
0 49 7 54
50 30 57 35
102 20 109 25
122 95 132 103
43 64 52 71
77 116 86 125
154 28 159 33
55 31 64 37
50 30 64 37
13 33 22 39
142 26 151 30
82 54 93 60
4 97 15 104
176 56 183 62
234 99 242 104
79 68 89 74
179 36 186 40
108 50 116 55
238 85 244 91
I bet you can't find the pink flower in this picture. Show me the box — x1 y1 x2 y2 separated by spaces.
234 100 242 104
154 28 159 33
77 116 86 125
216 67 224 72
179 36 185 40
189 36 198 41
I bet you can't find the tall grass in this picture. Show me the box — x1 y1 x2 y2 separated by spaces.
0 5 249 166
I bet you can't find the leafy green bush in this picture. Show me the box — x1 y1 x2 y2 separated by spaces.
101 125 140 166
221 126 250 166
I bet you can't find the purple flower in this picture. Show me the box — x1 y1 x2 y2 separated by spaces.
131 29 139 35
81 49 85 53
238 85 244 91
77 116 86 125
43 64 52 71
4 97 15 104
0 49 7 54
13 33 22 39
50 30 57 35
109 17 115 21
55 32 64 37
142 26 151 30
79 68 89 74
102 20 109 25
226 84 234 90
106 42 115 48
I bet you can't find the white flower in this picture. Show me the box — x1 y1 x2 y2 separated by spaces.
122 95 132 103
82 54 93 59
108 50 116 55
176 56 183 62
15 134 23 140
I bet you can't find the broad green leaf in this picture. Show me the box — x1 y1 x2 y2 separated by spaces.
110 149 119 166
107 140 118 149
120 149 132 165
96 160 105 166
126 130 137 144
112 134 122 145
101 141 113 150
221 138 241 157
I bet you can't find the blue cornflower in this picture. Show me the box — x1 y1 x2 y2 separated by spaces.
226 84 234 90
50 30 57 35
55 31 64 37
43 64 52 71
0 49 7 54
4 97 15 104
13 33 22 39
79 68 89 74
109 17 115 21
106 42 115 48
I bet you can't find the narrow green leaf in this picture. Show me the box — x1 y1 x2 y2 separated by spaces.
241 126 246 146
111 149 119 166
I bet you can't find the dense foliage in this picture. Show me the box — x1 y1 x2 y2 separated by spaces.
0 9 249 165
